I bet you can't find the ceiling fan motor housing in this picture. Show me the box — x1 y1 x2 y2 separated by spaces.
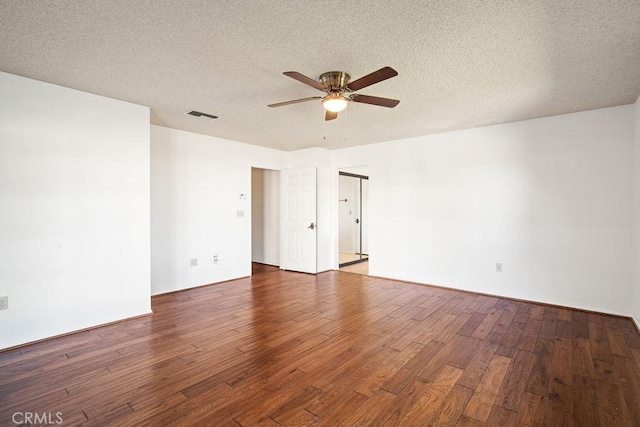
320 71 351 91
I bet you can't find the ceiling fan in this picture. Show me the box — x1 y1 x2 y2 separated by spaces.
268 66 400 121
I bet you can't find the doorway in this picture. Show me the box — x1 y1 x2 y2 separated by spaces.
251 167 280 274
338 170 368 274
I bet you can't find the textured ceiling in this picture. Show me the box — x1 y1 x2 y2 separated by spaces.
1 1 639 151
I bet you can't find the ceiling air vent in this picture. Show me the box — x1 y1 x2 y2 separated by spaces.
185 110 218 119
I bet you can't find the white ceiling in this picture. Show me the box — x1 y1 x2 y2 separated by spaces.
1 1 639 151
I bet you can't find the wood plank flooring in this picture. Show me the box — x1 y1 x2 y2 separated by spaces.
2 268 640 426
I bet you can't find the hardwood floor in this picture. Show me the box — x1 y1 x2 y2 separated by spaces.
2 268 640 426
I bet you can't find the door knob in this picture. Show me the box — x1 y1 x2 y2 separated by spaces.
307 223 315 230
356 219 360 224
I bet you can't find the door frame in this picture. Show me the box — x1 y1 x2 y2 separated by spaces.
250 167 281 273
338 171 369 268
333 165 370 270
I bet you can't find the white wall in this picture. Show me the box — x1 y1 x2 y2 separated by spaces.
333 106 635 316
288 148 333 272
633 97 640 325
150 126 285 295
0 72 151 350
251 168 280 265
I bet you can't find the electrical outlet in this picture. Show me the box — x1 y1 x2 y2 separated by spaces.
496 263 503 272
190 258 198 267
0 296 8 310
213 255 219 264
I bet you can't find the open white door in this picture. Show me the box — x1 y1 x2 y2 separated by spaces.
280 167 317 273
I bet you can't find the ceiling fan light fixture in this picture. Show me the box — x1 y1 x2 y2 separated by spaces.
269 67 399 121
322 93 349 113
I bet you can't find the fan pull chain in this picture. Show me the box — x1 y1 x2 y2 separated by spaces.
343 107 348 143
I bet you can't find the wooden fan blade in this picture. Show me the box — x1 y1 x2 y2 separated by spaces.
283 71 326 91
325 110 338 121
346 66 398 92
268 97 322 108
351 94 400 108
